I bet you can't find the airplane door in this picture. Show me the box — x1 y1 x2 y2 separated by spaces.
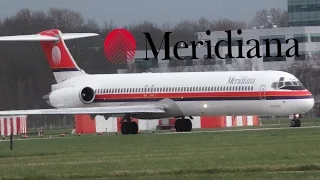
260 85 266 100
144 85 148 97
150 85 154 96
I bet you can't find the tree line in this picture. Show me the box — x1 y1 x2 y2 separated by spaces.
1 7 313 130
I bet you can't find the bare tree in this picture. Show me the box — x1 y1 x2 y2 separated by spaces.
212 18 248 31
249 8 288 28
284 59 320 96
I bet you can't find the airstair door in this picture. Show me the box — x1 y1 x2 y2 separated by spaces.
260 85 266 100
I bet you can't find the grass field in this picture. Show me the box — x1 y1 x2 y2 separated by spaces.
1 122 320 180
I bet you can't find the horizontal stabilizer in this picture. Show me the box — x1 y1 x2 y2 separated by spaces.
0 33 99 42
0 105 165 116
61 33 99 40
0 34 58 41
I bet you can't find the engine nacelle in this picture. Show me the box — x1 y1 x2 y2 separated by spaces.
48 86 95 108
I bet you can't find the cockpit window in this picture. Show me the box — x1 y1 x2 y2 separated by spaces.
278 81 284 87
285 81 293 86
271 82 277 88
271 78 305 90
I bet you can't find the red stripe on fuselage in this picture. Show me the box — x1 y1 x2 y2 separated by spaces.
94 90 312 100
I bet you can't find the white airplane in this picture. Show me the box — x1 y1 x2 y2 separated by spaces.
0 29 314 135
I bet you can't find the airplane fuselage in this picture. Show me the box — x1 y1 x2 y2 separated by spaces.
49 70 314 119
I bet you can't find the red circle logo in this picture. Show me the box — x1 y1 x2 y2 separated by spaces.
103 28 136 64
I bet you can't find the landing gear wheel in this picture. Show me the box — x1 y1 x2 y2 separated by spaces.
175 119 183 132
121 121 139 135
184 119 192 132
295 119 301 127
129 122 139 134
291 119 301 127
174 118 193 132
121 122 130 135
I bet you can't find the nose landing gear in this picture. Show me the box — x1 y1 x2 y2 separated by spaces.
290 114 302 127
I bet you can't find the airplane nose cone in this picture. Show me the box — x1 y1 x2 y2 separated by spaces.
303 91 315 112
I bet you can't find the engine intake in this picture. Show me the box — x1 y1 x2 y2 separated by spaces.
48 86 96 108
80 87 95 103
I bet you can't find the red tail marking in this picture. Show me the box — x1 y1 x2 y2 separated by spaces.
38 29 77 69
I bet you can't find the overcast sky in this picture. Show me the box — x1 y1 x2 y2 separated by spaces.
0 0 287 27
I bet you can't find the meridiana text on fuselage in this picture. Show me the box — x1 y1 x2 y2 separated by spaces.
227 76 256 84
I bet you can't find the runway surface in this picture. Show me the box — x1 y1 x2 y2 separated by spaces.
1 125 320 142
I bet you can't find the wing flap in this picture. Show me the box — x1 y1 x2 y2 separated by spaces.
0 105 165 115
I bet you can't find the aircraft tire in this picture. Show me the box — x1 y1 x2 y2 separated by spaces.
175 119 183 132
295 119 301 127
121 122 130 135
129 121 139 134
184 119 192 132
290 119 296 127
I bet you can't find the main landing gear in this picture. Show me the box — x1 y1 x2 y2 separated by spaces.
174 116 193 132
120 114 139 135
290 114 301 127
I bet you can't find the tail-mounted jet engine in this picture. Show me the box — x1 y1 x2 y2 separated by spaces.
45 86 95 108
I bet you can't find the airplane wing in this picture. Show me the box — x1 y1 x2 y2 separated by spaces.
0 105 165 116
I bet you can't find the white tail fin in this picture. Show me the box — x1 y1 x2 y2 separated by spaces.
0 29 99 83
